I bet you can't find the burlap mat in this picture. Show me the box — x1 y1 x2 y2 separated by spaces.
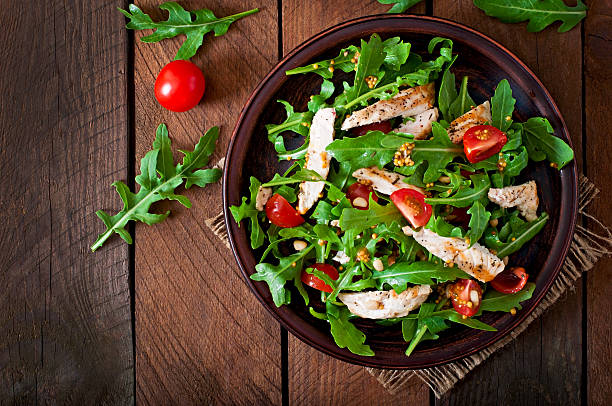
209 174 611 398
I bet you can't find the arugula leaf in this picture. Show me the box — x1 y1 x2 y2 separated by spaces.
378 0 425 13
473 0 587 33
266 100 314 161
262 169 323 187
521 117 574 169
119 2 259 60
326 303 375 356
340 196 403 234
428 215 464 238
308 80 335 113
251 246 314 307
286 45 360 78
426 173 491 207
479 282 535 312
448 76 476 120
438 68 458 122
411 123 465 183
326 131 407 169
345 34 387 104
229 177 266 249
92 125 221 251
484 212 549 258
382 37 411 70
490 79 516 131
465 201 491 246
373 261 470 291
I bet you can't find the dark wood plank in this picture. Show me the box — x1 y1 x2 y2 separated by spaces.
282 1 430 404
131 1 282 404
432 3 583 405
0 0 133 403
584 1 612 404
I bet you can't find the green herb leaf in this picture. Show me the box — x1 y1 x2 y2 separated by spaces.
448 76 476 120
473 0 587 33
438 68 458 122
465 201 491 246
382 37 411 70
484 212 549 258
326 131 407 169
119 2 259 60
286 45 360 78
490 79 516 131
345 34 387 104
521 117 574 169
266 100 314 161
377 0 425 13
479 282 535 312
412 123 465 183
229 177 266 249
92 125 221 251
326 303 375 356
262 169 324 187
426 173 491 208
373 261 470 292
340 196 404 234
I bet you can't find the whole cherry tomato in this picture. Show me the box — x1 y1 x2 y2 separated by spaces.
346 182 378 210
463 125 507 163
265 194 304 228
154 60 205 112
390 188 432 228
491 267 528 294
449 279 482 317
301 263 339 293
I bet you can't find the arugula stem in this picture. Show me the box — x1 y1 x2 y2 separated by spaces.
343 82 396 110
148 8 259 30
405 324 427 356
268 119 306 136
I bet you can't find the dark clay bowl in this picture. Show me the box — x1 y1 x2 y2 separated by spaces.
223 15 578 369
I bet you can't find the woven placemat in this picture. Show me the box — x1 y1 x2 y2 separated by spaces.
209 174 611 398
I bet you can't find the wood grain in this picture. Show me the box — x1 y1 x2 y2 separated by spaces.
282 1 429 404
0 0 133 404
584 1 612 405
132 1 282 404
432 3 584 405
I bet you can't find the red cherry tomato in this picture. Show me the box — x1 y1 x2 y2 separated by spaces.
390 188 432 228
463 125 507 163
449 279 482 317
346 182 378 210
301 263 339 293
350 121 393 136
491 267 528 294
265 194 304 228
154 60 206 112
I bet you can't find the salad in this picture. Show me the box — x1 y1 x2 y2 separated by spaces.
230 34 574 357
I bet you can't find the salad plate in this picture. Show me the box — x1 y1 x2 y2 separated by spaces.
223 15 577 369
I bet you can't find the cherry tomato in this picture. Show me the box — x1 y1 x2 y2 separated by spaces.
463 125 507 163
449 279 482 317
301 263 339 293
390 188 432 228
446 206 470 230
265 194 305 228
346 182 378 210
350 121 393 136
491 267 528 294
154 60 206 112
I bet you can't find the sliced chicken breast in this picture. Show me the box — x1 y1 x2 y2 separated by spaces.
338 285 432 319
488 180 539 221
403 227 505 282
297 108 336 214
255 186 272 211
448 101 492 144
341 83 435 130
395 107 439 139
352 167 424 196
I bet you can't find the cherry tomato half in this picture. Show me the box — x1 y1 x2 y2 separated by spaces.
154 60 206 112
265 194 305 228
346 182 378 210
463 125 507 163
491 267 528 294
449 279 482 317
350 120 393 136
390 188 432 228
301 263 339 293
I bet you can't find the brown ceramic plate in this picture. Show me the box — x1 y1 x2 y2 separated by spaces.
223 15 577 369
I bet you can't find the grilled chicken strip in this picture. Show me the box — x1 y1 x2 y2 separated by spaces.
448 101 492 144
395 107 439 139
352 167 424 196
403 227 505 282
340 83 435 131
488 180 539 221
297 108 336 214
338 285 432 319
255 186 272 211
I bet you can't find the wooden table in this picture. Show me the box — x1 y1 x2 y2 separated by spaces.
2 0 610 404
